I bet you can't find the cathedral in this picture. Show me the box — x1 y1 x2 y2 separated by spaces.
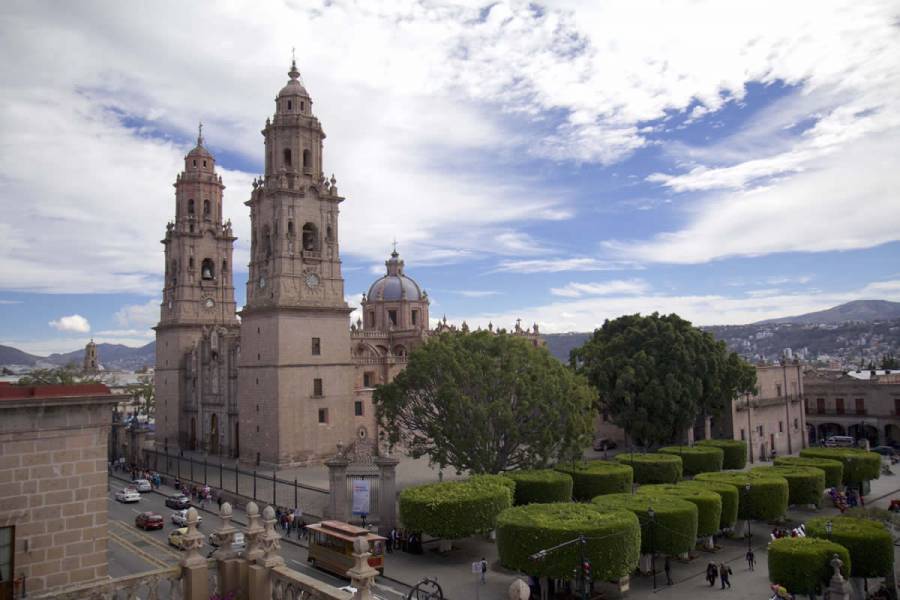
154 60 541 468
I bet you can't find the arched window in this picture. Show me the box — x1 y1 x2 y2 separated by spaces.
326 225 333 241
302 149 311 169
287 100 292 111
201 258 214 280
221 259 227 274
189 257 195 269
170 259 178 285
287 220 294 237
302 223 318 251
283 148 292 167
203 200 210 218
188 199 195 214
263 225 272 258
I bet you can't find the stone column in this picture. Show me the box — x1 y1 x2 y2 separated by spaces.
180 508 209 600
243 502 265 564
248 505 285 600
346 536 380 600
325 448 351 522
212 502 242 597
374 453 400 534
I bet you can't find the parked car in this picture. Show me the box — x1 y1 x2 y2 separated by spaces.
208 531 245 552
165 494 192 510
171 509 201 527
131 479 152 493
593 438 617 451
168 527 189 550
115 487 141 503
135 512 164 530
872 446 896 456
824 436 856 448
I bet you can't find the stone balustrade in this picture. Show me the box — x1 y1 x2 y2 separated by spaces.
32 504 375 600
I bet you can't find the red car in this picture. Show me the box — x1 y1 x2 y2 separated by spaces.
135 512 164 530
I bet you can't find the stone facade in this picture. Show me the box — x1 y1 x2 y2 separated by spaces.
804 368 900 445
0 383 118 597
155 61 543 469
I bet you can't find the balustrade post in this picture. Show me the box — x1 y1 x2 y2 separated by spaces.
180 508 209 600
212 502 242 599
248 505 284 600
346 536 380 600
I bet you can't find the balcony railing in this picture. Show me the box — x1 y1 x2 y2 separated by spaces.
31 566 183 600
271 565 347 599
735 394 801 411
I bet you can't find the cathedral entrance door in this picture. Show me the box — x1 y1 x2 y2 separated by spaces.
210 414 219 455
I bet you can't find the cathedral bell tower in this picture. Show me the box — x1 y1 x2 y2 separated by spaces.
155 126 238 452
238 60 355 468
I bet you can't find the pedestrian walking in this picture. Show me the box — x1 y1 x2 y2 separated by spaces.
664 556 673 585
746 549 755 571
480 557 487 584
719 562 731 589
217 494 223 510
707 563 718 587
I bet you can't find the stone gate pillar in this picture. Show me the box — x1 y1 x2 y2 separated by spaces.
325 446 351 522
374 454 400 534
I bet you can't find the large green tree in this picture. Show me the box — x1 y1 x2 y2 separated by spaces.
571 313 756 448
374 331 596 474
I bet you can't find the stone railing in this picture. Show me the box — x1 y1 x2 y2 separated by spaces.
270 566 349 599
30 566 183 600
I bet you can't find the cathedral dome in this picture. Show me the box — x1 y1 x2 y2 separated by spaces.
367 250 424 301
278 60 310 98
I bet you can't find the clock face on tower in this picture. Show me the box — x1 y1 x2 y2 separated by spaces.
204 298 215 310
305 272 320 289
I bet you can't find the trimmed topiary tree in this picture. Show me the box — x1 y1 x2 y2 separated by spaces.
615 453 682 484
505 470 574 505
752 466 826 508
555 461 633 501
657 446 724 476
799 448 881 485
640 484 722 537
774 456 843 489
497 503 640 581
695 470 788 521
679 479 739 530
697 439 748 470
592 493 698 556
399 478 513 540
806 516 893 578
768 537 850 596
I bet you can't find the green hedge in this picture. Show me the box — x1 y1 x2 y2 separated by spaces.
657 446 724 476
679 479 739 530
555 461 633 501
497 503 640 580
752 466 826 508
505 470 574 505
774 456 843 489
806 516 893 578
469 473 517 494
695 470 788 521
592 493 698 556
615 453 682 484
799 448 881 485
399 478 513 539
639 484 722 537
768 537 851 595
696 439 748 470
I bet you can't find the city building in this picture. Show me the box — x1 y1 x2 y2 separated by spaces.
155 60 541 469
804 368 900 446
82 340 99 372
0 382 118 597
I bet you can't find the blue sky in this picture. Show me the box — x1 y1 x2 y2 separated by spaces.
1 0 899 355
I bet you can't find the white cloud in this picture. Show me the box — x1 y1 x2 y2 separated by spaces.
551 279 649 298
451 278 900 333
454 290 501 298
495 258 637 273
48 314 90 333
114 299 160 330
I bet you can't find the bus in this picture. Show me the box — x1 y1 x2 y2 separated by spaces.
307 520 386 577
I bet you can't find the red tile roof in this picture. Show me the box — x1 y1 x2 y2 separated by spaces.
0 382 112 400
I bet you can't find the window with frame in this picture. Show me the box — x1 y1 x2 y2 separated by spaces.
835 398 845 415
311 337 321 356
0 526 13 590
779 421 783 433
757 425 764 436
817 398 825 414
793 418 799 430
313 378 323 397
354 401 364 417
388 310 398 326
318 408 328 423
855 398 865 415
740 428 746 441
363 372 374 388
776 383 782 397
411 310 418 326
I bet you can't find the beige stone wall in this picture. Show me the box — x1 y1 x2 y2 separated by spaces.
0 394 116 595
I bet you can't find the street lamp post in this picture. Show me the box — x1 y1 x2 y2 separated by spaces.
648 507 657 592
825 520 833 540
744 484 752 552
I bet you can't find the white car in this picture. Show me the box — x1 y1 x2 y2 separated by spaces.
171 509 202 527
131 479 152 492
208 531 245 552
115 488 141 503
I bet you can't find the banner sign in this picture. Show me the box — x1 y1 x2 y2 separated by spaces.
351 479 370 515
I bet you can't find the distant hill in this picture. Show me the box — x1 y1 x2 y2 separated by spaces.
0 342 156 372
542 332 591 363
0 345 41 366
756 300 900 325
